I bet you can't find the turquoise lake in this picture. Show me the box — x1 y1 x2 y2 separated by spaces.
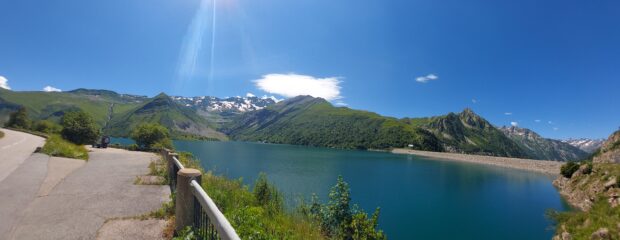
113 139 569 239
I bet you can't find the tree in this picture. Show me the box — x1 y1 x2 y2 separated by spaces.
307 176 386 240
6 106 31 129
61 111 100 145
131 123 172 150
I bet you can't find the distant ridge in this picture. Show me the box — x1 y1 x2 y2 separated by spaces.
0 88 598 160
499 126 588 161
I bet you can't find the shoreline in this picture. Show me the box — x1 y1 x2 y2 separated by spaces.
392 148 563 175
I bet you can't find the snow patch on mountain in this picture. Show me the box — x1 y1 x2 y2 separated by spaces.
172 95 278 113
562 138 605 153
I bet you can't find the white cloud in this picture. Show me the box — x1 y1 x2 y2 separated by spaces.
43 85 62 92
0 76 10 90
471 99 478 104
553 127 559 131
510 121 518 127
334 101 348 107
548 121 554 124
415 74 438 83
534 119 541 123
504 112 513 115
246 93 255 98
254 73 342 101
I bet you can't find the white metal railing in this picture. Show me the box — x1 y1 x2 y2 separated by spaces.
190 180 241 240
162 149 239 240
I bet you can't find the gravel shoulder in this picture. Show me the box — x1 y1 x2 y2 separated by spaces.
392 148 563 175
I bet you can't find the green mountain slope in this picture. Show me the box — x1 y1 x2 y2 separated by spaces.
0 88 142 127
402 109 528 158
499 126 588 161
224 96 442 150
107 93 227 140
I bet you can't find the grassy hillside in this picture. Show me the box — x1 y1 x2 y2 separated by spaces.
403 109 528 158
225 96 441 151
0 88 142 127
107 93 227 140
551 130 620 239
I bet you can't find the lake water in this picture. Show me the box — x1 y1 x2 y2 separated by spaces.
113 138 568 239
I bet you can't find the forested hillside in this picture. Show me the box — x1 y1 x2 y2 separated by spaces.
224 96 442 151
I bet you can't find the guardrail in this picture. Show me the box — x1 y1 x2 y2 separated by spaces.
161 149 240 240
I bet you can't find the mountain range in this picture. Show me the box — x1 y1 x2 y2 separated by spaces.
0 88 603 161
562 138 605 153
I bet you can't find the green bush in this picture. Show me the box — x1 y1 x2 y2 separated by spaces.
61 111 100 145
561 162 580 178
41 134 88 160
131 123 172 150
33 120 62 134
0 130 4 139
303 176 386 239
6 106 31 129
253 173 284 214
582 162 593 175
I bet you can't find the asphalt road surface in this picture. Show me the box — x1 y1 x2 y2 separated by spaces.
0 129 169 240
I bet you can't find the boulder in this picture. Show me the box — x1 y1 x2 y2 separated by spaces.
604 177 617 189
590 228 610 240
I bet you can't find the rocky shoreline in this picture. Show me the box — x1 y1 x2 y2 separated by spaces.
392 148 563 175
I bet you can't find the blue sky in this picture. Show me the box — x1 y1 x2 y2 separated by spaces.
1 0 619 139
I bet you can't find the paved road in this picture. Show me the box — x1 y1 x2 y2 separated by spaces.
0 130 170 240
0 128 45 182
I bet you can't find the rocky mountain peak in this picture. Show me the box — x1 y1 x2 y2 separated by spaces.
499 126 541 140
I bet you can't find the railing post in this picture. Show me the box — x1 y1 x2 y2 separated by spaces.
168 153 178 191
175 168 202 234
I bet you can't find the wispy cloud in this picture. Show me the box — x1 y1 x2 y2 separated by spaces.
548 121 554 124
471 99 478 104
0 76 10 90
415 74 438 83
254 73 342 101
246 93 255 98
553 127 559 131
504 112 513 115
177 0 213 81
511 121 518 127
43 86 61 92
534 119 541 123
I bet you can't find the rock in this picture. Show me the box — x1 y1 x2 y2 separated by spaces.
608 190 619 208
604 177 617 189
554 231 572 240
590 228 610 240
561 231 572 240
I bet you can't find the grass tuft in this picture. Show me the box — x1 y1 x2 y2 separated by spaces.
41 134 88 160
